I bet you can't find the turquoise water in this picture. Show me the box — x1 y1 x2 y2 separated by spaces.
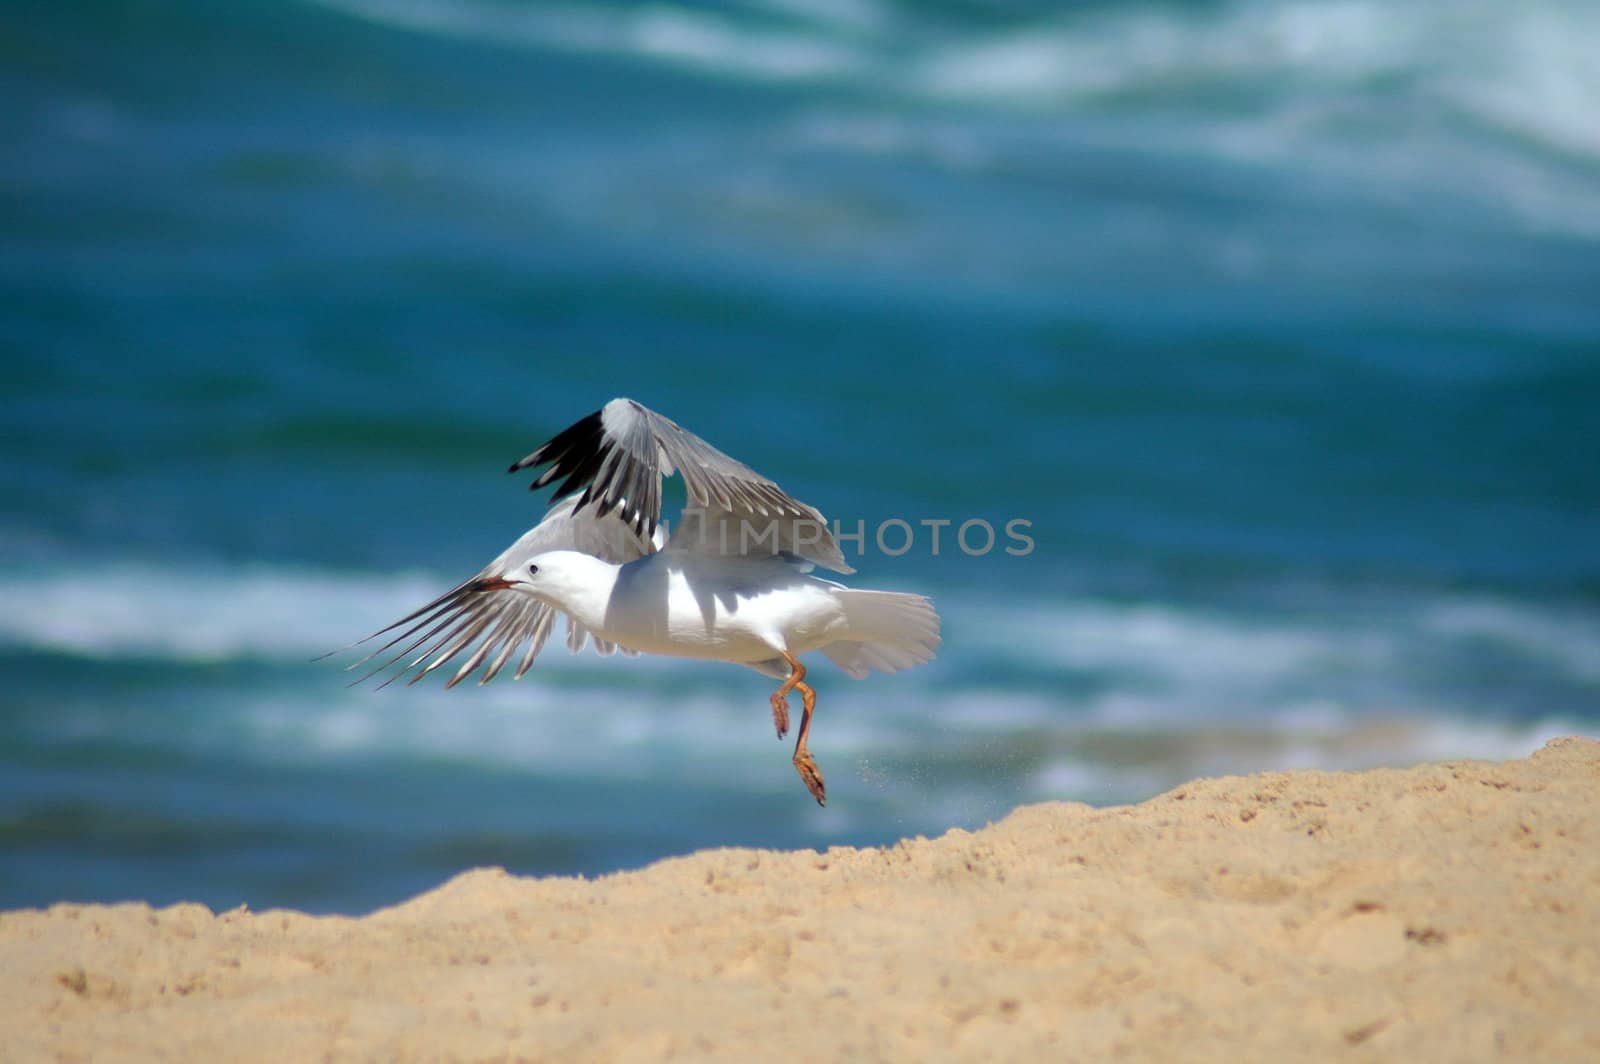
3 0 1597 914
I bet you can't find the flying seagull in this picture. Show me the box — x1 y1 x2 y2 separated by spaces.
337 397 941 804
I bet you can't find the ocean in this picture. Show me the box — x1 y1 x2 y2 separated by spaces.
3 0 1597 915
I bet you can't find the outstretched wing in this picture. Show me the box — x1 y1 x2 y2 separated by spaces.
336 496 655 690
508 397 854 573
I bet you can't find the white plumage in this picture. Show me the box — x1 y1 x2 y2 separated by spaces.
337 397 941 804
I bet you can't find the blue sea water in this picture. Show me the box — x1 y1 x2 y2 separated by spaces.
3 0 1597 914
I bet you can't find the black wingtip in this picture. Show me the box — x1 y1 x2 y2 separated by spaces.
507 408 607 493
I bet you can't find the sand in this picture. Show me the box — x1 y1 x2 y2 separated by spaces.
3 737 1596 1062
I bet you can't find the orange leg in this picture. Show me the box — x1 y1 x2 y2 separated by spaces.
769 661 800 740
779 651 825 806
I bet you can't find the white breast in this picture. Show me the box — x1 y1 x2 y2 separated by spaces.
601 551 848 663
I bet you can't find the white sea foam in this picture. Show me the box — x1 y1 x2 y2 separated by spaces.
1421 598 1600 682
315 0 867 83
0 562 656 671
200 679 1588 814
6 562 1598 697
4 560 1593 803
23 648 1581 803
1029 713 1577 806
311 0 1600 168
314 0 1453 105
0 564 424 661
295 0 1600 249
954 597 1400 698
908 1 1420 104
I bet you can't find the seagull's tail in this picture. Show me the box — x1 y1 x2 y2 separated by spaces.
822 590 941 679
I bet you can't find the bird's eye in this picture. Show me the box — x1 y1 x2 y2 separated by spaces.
528 564 539 575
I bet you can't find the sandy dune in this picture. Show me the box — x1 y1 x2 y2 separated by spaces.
4 737 1596 1061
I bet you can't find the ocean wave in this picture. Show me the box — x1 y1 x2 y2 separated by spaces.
1421 598 1600 683
3 558 1593 800
0 560 697 672
311 0 870 83
14 648 1582 813
0 563 448 664
5 562 1598 701
310 0 1600 162
1028 713 1579 805
299 0 1600 246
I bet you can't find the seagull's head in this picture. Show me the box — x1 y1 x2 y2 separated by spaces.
514 549 614 608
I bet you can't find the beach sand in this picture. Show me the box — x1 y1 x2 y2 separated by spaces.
3 737 1596 1061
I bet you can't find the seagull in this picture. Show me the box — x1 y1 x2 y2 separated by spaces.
338 397 941 805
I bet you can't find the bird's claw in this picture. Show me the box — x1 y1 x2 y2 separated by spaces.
794 751 826 806
769 692 790 740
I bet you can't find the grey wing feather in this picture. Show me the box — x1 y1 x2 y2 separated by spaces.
509 397 854 573
336 495 653 688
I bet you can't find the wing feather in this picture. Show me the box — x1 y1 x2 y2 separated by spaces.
509 397 853 572
339 396 860 691
334 494 652 688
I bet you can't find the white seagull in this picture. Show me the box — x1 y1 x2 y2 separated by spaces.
339 397 940 804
